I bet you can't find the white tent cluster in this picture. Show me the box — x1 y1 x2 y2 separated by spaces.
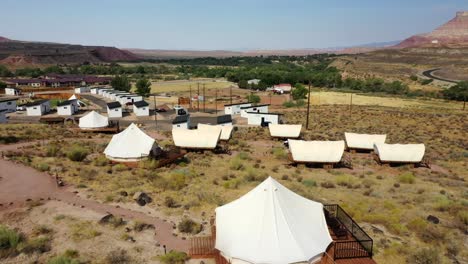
374 143 425 163
172 126 221 149
269 124 302 138
216 177 332 264
198 123 233 141
288 140 345 163
79 111 109 129
104 123 157 162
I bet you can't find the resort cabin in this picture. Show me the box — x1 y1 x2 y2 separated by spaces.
172 114 190 129
100 89 116 97
0 109 7 123
288 139 345 168
68 94 86 107
344 132 387 152
79 111 109 130
90 87 100 94
374 143 426 165
74 87 90 94
224 102 252 115
246 112 281 126
0 98 17 113
240 104 270 118
57 99 79 116
269 124 302 139
198 123 233 141
110 92 131 101
215 177 333 264
133 101 150 116
107 102 122 118
5 87 21 96
118 94 143 105
172 126 222 150
104 123 158 163
25 100 51 116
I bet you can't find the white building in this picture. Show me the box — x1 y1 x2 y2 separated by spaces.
25 100 50 116
246 112 281 126
5 88 21 96
0 98 17 113
247 79 261 85
240 104 269 118
0 110 7 123
57 99 79 116
133 101 150 116
224 102 251 115
118 94 143 105
172 114 190 129
107 102 122 118
74 87 90 94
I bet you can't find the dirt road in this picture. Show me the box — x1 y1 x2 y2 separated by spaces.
0 141 189 252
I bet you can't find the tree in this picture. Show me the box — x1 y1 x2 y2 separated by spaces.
443 81 468 101
238 80 248 89
0 81 6 89
111 75 131 92
246 93 260 103
0 65 13 77
292 83 308 100
135 78 151 97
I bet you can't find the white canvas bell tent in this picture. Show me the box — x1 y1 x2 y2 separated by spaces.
79 111 109 129
344 132 386 150
288 140 345 163
172 127 221 149
215 177 333 264
198 123 233 141
374 143 425 163
269 124 302 138
104 123 157 162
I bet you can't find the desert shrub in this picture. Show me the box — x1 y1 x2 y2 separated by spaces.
407 218 427 234
20 236 51 254
63 249 79 258
93 155 109 166
302 179 316 188
272 147 287 159
47 255 79 264
177 218 202 234
229 158 244 171
159 250 189 264
457 211 468 225
164 196 178 208
105 249 131 264
0 136 19 144
70 221 101 241
113 164 128 172
46 144 60 157
36 163 50 172
66 145 88 162
168 172 186 190
398 172 415 184
237 152 250 160
335 175 355 187
32 225 52 236
407 248 441 264
433 195 454 212
320 181 335 188
0 225 21 257
283 101 295 108
420 225 446 243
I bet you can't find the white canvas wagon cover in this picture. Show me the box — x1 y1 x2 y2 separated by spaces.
172 127 221 149
374 143 425 163
345 132 386 150
198 123 233 141
288 140 345 163
104 123 155 161
79 111 108 129
269 124 302 138
215 177 332 264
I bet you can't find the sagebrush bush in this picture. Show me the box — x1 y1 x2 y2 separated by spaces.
398 172 415 184
105 249 131 264
159 250 189 264
407 248 441 264
0 225 21 257
36 163 50 172
66 145 88 162
177 218 202 234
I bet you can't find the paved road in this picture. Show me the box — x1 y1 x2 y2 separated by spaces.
0 141 190 252
422 69 458 84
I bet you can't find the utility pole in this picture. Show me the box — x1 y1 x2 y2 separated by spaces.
230 86 233 104
349 93 353 117
152 94 157 129
215 88 218 115
463 95 466 111
203 84 206 113
306 81 311 130
197 83 200 112
189 85 192 110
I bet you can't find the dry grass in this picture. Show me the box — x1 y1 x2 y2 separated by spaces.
145 79 234 93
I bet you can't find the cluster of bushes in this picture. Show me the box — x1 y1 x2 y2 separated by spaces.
66 145 89 162
177 218 202 234
0 225 52 259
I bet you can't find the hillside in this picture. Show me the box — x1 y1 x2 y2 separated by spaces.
0 37 140 68
395 11 468 48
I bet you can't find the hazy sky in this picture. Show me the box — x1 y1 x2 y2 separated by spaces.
1 0 467 50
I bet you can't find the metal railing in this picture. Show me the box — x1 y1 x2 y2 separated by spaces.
324 204 373 259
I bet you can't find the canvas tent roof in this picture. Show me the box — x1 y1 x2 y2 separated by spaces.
79 111 109 129
172 127 221 149
104 123 156 161
198 123 233 141
288 140 345 163
374 143 425 163
215 177 332 264
269 124 302 138
69 94 78 100
345 132 386 150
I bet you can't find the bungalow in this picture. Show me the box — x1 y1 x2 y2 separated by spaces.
107 102 122 118
25 100 50 116
0 110 7 123
224 102 251 115
133 101 150 116
172 114 190 129
246 112 281 126
240 104 269 118
57 99 79 116
0 98 17 113
5 87 21 96
74 87 90 94
118 94 143 105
